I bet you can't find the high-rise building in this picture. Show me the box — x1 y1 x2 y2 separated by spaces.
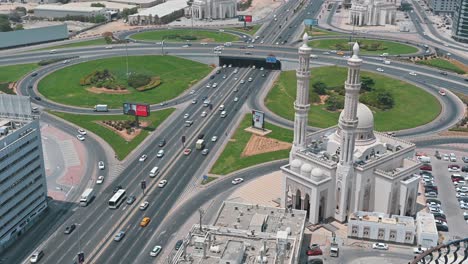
452 0 468 43
281 35 420 225
0 95 48 251
428 0 457 15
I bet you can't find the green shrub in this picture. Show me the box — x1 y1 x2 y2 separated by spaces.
325 93 344 111
180 35 197 40
136 77 162 91
128 73 151 88
38 56 78 66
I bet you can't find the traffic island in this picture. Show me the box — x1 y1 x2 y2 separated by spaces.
130 29 240 43
207 114 292 180
308 38 419 55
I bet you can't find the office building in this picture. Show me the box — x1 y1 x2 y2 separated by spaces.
452 0 468 43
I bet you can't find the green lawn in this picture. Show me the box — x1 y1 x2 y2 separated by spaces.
226 24 262 36
38 55 211 108
305 27 344 36
49 108 175 160
210 114 293 175
265 66 441 131
38 38 109 51
0 63 38 83
416 58 466 74
308 38 419 55
131 29 239 42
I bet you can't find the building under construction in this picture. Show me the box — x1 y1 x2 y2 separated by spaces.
171 201 307 264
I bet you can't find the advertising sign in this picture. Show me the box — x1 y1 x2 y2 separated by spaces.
251 110 265 130
266 56 277 63
238 15 252 22
304 18 318 26
123 102 150 117
244 15 252 22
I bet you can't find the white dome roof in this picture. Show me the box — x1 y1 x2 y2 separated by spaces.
311 168 323 178
339 103 374 129
300 163 313 173
291 159 302 168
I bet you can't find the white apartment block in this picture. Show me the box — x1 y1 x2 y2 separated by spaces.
428 0 457 15
0 95 48 251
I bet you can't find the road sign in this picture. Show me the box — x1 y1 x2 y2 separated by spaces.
141 180 146 190
304 18 318 26
266 56 277 63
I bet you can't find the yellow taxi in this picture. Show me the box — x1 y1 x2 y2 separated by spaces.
140 217 151 227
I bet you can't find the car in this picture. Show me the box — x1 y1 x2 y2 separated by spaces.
376 68 384 72
425 191 438 198
432 212 446 219
157 150 165 158
212 83 218 88
106 46 113 49
234 97 239 102
443 154 449 161
175 240 183 250
139 201 149 210
190 89 196 94
372 243 388 250
183 148 192 155
201 111 207 117
76 135 85 141
96 175 104 184
150 245 162 257
206 83 212 88
31 72 38 77
202 148 209 155
182 44 190 48
448 165 460 172
456 192 468 198
436 224 449 232
78 129 87 135
223 75 227 79
413 247 428 254
140 217 151 227
114 231 126 241
232 178 244 185
427 202 441 208
409 71 417 76
440 71 448 76
158 179 167 188
420 164 432 171
30 250 44 263
28 85 33 89
306 247 323 256
240 80 245 84
322 51 330 55
454 180 466 186
462 157 468 163
438 89 446 96
139 154 147 162
184 113 190 119
460 203 468 210
160 102 167 106
126 195 136 205
64 224 76 234
247 45 254 48
211 136 218 142
191 99 197 104
248 77 253 82
34 96 41 101
456 187 468 193
216 70 221 74
98 161 105 170
429 207 444 214
113 185 123 193
158 139 166 147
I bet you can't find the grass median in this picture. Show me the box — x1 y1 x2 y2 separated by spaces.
38 55 211 108
308 38 418 55
49 108 175 160
265 66 441 131
416 58 466 74
209 114 292 176
131 29 239 42
38 38 109 51
0 63 39 83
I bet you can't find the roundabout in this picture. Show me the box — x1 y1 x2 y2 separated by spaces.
130 29 241 43
308 38 420 55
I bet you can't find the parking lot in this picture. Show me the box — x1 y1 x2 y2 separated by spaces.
419 149 468 240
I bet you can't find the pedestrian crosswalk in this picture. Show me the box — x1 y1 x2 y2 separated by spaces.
59 140 80 167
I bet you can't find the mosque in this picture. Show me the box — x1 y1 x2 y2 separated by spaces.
349 0 397 26
281 34 421 224
191 0 237 20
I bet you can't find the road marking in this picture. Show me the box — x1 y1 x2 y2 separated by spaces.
66 186 74 197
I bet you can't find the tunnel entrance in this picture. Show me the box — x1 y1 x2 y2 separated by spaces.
219 56 281 70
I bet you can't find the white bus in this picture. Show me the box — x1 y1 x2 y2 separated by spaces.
109 189 126 209
79 188 95 207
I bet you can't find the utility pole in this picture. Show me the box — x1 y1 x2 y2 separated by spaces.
198 208 204 232
125 39 129 79
161 39 165 55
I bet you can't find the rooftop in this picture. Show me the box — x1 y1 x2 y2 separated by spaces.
108 0 159 4
34 3 105 12
0 95 34 140
130 0 187 17
416 212 438 234
171 202 307 264
350 211 415 227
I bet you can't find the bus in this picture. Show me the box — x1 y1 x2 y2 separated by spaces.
79 188 95 207
109 189 126 209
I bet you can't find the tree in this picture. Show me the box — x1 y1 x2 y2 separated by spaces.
14 24 24 30
361 76 375 92
104 36 113 44
121 7 138 19
15 7 27 15
91 3 106 7
0 15 12 32
312 81 327 95
376 90 394 109
325 93 344 111
8 12 22 23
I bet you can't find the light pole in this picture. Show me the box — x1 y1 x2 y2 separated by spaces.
125 39 129 78
161 39 165 55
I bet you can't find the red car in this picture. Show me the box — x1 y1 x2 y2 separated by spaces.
420 164 432 171
306 245 323 256
183 148 192 156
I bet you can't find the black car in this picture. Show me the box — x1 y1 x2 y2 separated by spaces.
175 239 183 250
64 224 76 234
113 185 123 193
210 75 215 79
426 198 441 204
216 70 221 74
436 224 449 232
31 72 38 77
198 134 204 139
440 71 448 75
28 85 33 89
462 166 468 172
201 96 208 100
34 96 41 101
432 212 446 219
126 195 136 205
158 139 166 147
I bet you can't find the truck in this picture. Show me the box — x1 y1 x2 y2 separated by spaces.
80 188 95 207
196 139 205 150
94 104 108 112
330 243 339 257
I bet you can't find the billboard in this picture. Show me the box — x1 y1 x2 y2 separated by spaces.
252 110 265 130
123 103 150 117
238 15 252 22
266 55 277 63
304 18 318 26
244 15 252 22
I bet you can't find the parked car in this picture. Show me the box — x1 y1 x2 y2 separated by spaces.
175 240 183 250
372 243 389 250
436 224 449 232
306 247 323 256
413 247 427 254
420 164 432 171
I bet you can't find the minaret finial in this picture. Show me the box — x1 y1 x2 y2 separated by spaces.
302 33 309 47
352 42 359 58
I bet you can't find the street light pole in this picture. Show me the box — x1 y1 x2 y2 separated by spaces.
161 39 165 55
125 40 129 78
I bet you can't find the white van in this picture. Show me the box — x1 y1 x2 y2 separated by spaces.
220 111 227 118
310 54 318 59
49 49 57 54
224 42 232 46
383 60 391 65
185 120 193 127
149 167 159 178
219 104 225 111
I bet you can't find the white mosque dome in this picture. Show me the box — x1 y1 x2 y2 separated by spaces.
291 159 302 168
300 163 313 175
311 168 323 178
339 103 374 129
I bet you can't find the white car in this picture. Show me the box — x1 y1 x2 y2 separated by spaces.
248 77 253 82
150 245 162 257
98 161 105 170
439 89 446 96
232 178 244 185
212 83 218 88
184 113 190 119
96 176 104 184
456 192 468 198
376 68 384 72
206 83 211 88
190 89 196 94
105 46 113 49
413 247 427 254
454 180 466 186
409 71 417 76
211 136 218 142
78 129 87 135
191 99 197 104
76 135 85 141
247 45 254 48
240 80 245 84
443 154 449 161
139 201 149 210
460 204 468 209
457 187 468 193
182 44 190 48
158 180 167 188
429 207 444 214
139 154 147 162
157 149 165 158
234 97 239 102
448 167 461 172
372 243 389 250
426 202 440 208
201 111 207 117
